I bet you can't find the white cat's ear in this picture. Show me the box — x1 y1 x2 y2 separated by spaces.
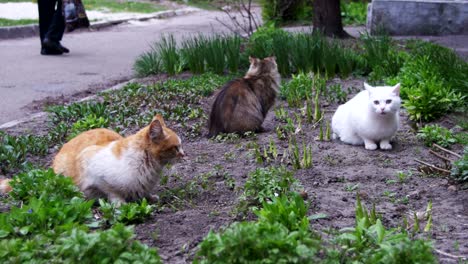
363 82 373 91
149 119 166 142
392 83 401 96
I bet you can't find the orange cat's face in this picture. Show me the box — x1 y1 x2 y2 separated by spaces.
146 115 185 164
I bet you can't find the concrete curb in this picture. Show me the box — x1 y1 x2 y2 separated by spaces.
0 78 137 130
0 7 199 40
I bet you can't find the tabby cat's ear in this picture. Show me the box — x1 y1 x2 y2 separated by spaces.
249 56 259 65
149 119 166 142
153 114 166 127
392 83 401 96
265 56 277 62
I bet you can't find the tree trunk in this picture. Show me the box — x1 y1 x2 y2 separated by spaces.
313 0 350 38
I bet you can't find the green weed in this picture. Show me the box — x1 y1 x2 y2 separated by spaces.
68 114 110 140
195 194 320 263
98 199 154 225
326 196 436 263
451 147 468 189
0 132 48 175
239 166 300 209
417 124 457 148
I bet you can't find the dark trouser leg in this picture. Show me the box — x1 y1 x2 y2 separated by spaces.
38 0 56 43
38 0 65 43
45 0 65 42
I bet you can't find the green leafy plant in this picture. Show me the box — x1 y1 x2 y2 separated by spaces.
98 199 154 225
195 195 320 264
8 169 82 202
417 124 457 148
68 114 110 140
326 196 436 263
340 0 368 25
260 0 312 24
281 72 313 107
239 166 300 208
247 25 290 59
451 147 468 188
51 224 162 263
0 132 48 175
387 41 467 121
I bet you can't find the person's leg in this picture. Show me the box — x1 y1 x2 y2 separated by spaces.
37 0 56 43
42 0 69 54
45 0 65 42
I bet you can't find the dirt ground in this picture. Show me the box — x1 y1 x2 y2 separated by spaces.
1 75 467 264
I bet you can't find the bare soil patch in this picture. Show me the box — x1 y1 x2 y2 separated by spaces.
1 75 467 263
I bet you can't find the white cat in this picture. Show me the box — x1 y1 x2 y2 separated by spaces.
331 83 401 150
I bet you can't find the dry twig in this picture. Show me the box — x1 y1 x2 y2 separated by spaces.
415 159 451 174
433 143 461 158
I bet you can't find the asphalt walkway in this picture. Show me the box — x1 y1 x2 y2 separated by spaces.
0 9 231 124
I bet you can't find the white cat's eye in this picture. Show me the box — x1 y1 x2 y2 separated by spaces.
373 100 379 105
386 99 392 104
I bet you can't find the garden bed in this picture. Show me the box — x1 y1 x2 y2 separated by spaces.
1 28 467 263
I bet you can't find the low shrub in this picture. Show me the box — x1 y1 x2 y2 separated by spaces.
341 0 368 25
260 0 312 24
417 124 457 148
387 41 467 121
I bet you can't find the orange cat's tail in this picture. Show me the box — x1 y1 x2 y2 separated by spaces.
0 178 12 194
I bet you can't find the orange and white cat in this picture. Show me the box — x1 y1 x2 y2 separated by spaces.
0 115 184 204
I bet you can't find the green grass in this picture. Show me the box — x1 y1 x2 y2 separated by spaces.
0 0 32 2
0 18 37 27
82 0 165 13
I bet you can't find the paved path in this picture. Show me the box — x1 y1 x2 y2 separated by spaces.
0 9 467 126
0 9 232 124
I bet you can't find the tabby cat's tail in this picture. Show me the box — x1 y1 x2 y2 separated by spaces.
0 178 12 194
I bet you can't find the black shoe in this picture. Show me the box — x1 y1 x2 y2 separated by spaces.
42 38 65 54
58 43 70 53
41 47 63 55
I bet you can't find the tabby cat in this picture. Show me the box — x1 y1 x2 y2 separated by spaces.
208 56 281 137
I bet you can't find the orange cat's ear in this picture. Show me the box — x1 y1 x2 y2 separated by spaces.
149 119 166 142
152 114 166 127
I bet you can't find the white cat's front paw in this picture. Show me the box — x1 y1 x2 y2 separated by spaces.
364 143 378 150
380 141 392 150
